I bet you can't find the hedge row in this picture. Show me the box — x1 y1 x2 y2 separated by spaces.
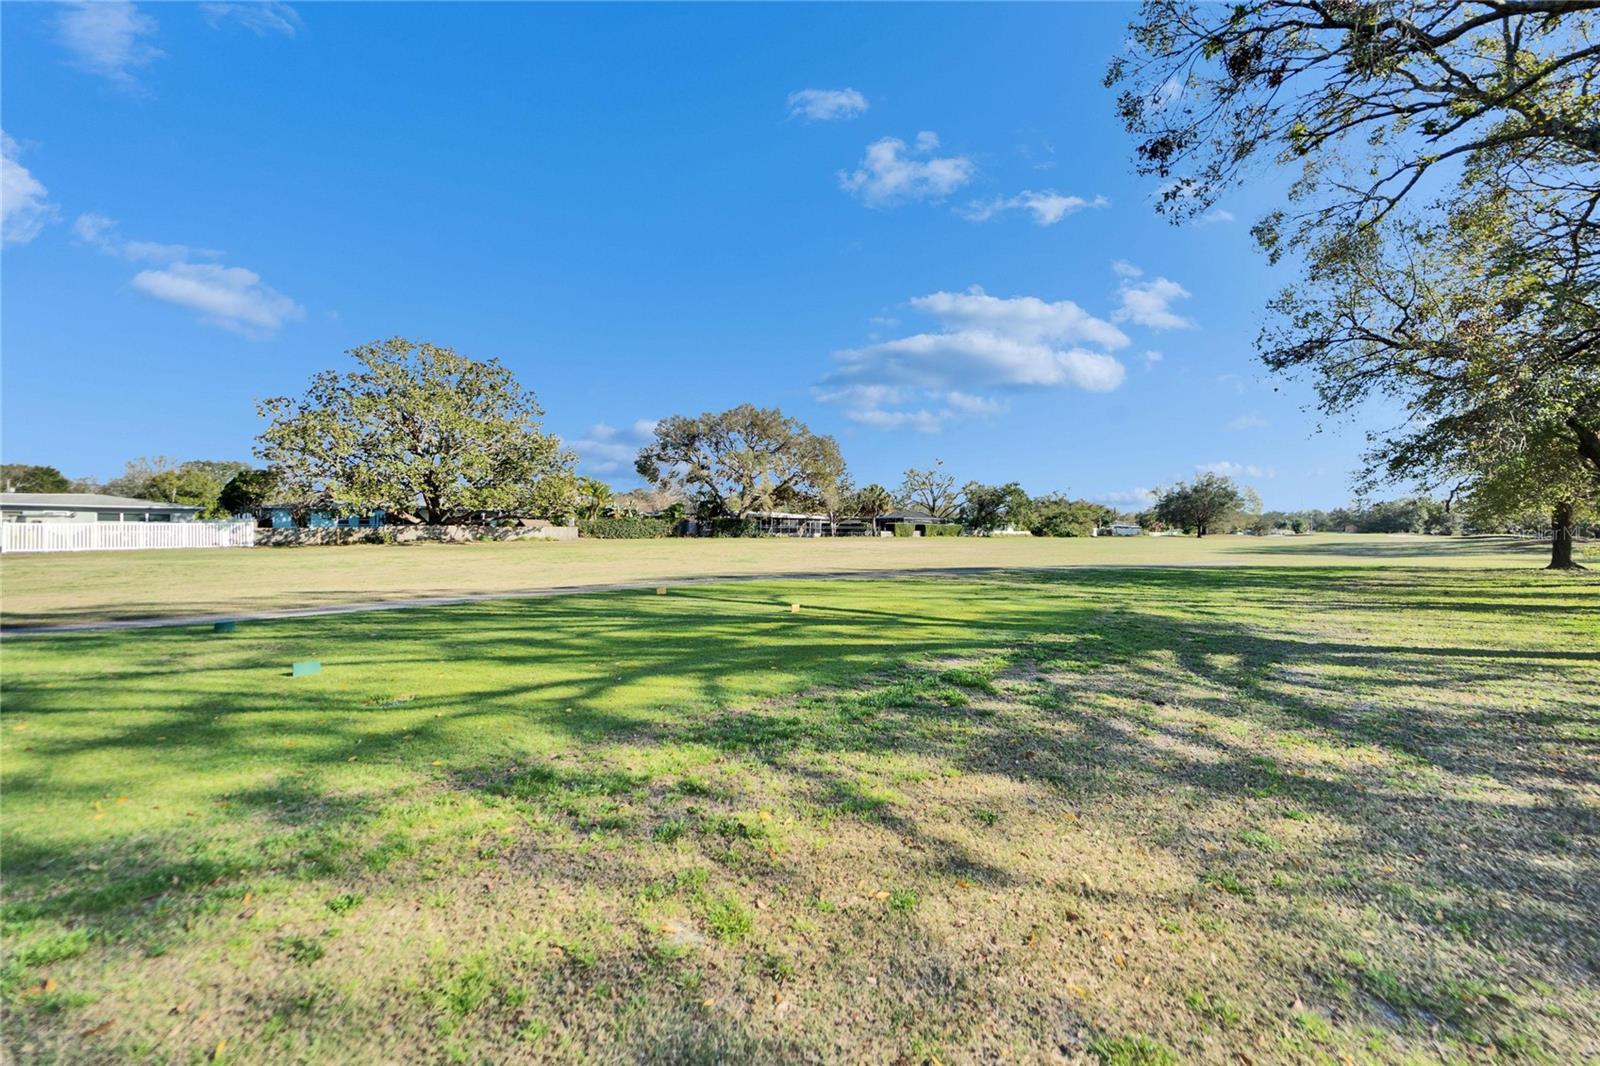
578 517 674 539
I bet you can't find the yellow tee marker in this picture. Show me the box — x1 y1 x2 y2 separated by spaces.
789 603 800 614
656 586 667 595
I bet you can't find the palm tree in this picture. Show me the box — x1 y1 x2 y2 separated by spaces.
576 477 613 522
850 483 894 520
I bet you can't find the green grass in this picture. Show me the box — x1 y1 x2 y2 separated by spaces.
1 564 1596 1062
0 532 1562 628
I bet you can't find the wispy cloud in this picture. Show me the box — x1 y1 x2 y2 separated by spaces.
200 1 303 37
816 286 1127 431
1099 487 1156 508
1198 460 1270 479
1141 349 1164 369
1112 265 1195 330
1226 413 1268 431
56 1 161 87
1 133 59 246
131 262 303 335
1198 208 1235 225
960 190 1107 226
73 212 221 262
571 419 659 475
838 132 974 207
74 212 296 334
787 88 868 122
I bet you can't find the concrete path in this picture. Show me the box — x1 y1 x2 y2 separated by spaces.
0 565 1073 636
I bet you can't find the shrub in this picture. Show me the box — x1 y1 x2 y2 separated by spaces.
892 523 915 537
707 517 760 538
927 523 962 537
363 527 397 545
578 517 672 539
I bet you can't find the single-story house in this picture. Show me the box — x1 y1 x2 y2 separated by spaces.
1109 522 1142 536
0 492 201 524
871 510 943 536
255 503 386 530
745 510 830 537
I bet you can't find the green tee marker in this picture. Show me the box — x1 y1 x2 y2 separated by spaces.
213 621 237 634
291 660 322 677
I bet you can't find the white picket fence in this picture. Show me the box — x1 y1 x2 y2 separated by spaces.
1 520 257 554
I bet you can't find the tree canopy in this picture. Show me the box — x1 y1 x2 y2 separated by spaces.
898 461 962 518
1107 2 1600 245
960 481 1033 534
256 339 572 524
634 404 846 518
1153 473 1247 536
1110 1 1600 531
0 464 70 493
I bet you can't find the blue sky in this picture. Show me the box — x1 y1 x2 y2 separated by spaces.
2 1 1391 510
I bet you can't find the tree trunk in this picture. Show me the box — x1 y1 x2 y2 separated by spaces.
1548 499 1583 570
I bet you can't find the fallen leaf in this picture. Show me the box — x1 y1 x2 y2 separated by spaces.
42 978 57 993
431 760 443 767
80 1021 114 1037
213 1039 226 1061
241 892 253 907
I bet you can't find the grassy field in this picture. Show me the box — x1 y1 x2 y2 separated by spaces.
2 558 1597 1063
0 533 1573 628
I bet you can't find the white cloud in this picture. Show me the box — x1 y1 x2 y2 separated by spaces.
56 1 161 86
909 287 1129 351
1 133 58 246
1197 461 1270 479
73 212 220 262
200 1 303 36
1141 349 1164 368
1100 487 1157 508
1198 208 1235 224
787 88 868 122
960 190 1108 226
1226 413 1268 430
130 261 303 335
1111 259 1143 278
572 419 658 475
1114 274 1195 330
838 133 974 207
817 286 1128 431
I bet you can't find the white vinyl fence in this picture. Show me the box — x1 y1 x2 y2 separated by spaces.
1 520 257 554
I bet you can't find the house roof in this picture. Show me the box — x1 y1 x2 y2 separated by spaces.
878 510 941 522
0 492 201 512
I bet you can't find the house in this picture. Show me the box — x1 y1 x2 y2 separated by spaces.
746 510 830 537
0 492 201 524
870 510 943 536
1109 522 1142 536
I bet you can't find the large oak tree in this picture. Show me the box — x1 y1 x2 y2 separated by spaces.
634 404 846 519
1108 2 1600 488
256 338 572 523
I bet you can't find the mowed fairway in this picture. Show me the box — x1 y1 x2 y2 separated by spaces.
0 533 1562 629
2 555 1597 1062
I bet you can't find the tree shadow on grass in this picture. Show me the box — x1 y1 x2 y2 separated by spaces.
2 566 1596 1060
